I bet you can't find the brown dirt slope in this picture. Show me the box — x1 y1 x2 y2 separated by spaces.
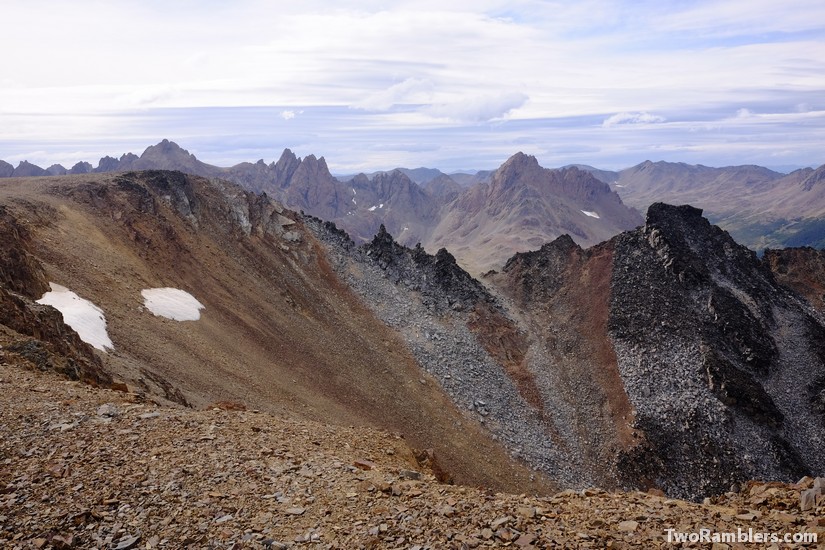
0 172 550 495
490 235 637 490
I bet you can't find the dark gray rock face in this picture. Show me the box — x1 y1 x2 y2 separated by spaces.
309 203 825 501
609 203 825 499
363 224 493 312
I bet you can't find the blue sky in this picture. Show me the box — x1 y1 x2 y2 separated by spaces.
1 0 824 173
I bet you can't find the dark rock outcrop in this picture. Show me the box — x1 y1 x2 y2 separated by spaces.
0 160 13 178
46 164 67 176
609 203 824 499
363 225 492 312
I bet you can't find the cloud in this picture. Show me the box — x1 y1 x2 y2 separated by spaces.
280 109 303 120
350 78 433 111
425 92 528 122
602 112 666 128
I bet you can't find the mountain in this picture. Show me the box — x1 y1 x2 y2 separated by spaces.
6 141 825 266
607 160 825 250
0 160 12 178
562 164 620 186
487 203 825 498
422 173 464 202
426 153 644 273
12 160 49 177
2 170 825 503
0 170 546 496
338 167 447 185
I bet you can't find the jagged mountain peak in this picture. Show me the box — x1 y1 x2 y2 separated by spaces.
140 139 195 161
491 152 543 189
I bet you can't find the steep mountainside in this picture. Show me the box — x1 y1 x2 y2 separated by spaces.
0 171 548 495
488 204 825 499
764 246 825 312
426 153 643 273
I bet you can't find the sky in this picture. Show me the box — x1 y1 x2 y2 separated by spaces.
1 0 824 173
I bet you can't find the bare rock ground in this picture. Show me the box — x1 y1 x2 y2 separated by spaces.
2 362 824 549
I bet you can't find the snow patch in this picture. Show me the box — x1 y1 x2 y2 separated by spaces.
141 288 204 321
352 197 357 205
351 188 356 195
368 205 377 211
581 210 600 219
37 283 113 351
379 203 384 208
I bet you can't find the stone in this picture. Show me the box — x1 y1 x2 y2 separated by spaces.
353 459 375 471
515 533 536 547
617 520 638 532
491 516 511 529
399 469 422 480
285 507 305 515
111 535 141 550
801 489 818 512
97 403 119 417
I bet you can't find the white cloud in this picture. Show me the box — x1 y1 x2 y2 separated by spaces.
425 92 528 122
351 78 433 111
281 110 303 120
602 112 666 128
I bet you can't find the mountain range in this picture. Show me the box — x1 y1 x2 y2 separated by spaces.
576 161 825 251
2 169 824 502
0 141 643 274
5 141 824 270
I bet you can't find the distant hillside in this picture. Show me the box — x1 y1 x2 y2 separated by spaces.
575 160 825 251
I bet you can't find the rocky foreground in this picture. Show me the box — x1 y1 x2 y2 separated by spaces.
1 362 823 549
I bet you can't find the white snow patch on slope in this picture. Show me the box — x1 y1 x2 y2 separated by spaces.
141 288 204 321
352 197 357 205
368 205 377 211
581 210 600 219
37 283 113 351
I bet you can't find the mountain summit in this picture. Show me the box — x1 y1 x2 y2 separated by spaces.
426 152 643 272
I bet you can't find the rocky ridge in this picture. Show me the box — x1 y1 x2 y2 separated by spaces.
309 201 825 502
608 204 825 499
